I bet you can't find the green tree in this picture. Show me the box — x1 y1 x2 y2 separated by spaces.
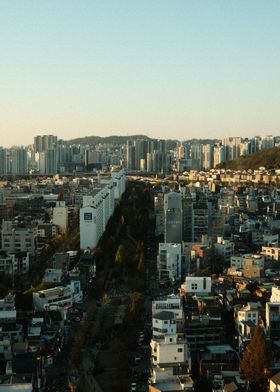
240 326 270 392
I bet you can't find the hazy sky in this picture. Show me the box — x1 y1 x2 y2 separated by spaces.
1 0 280 146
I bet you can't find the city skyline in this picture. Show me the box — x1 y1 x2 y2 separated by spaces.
1 1 280 146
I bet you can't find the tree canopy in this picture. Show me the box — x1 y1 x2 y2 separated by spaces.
240 326 270 392
217 146 280 170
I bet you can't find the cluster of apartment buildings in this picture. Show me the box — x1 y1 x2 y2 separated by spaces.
0 134 279 177
150 178 280 391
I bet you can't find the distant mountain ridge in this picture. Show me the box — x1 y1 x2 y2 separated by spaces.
66 134 151 145
66 135 220 146
217 146 280 170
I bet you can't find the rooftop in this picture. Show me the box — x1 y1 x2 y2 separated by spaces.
153 311 175 321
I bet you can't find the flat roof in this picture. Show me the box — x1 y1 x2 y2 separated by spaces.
153 311 175 321
206 345 234 354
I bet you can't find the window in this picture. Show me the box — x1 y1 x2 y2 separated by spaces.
191 283 198 290
169 338 173 342
84 212 92 221
178 348 183 352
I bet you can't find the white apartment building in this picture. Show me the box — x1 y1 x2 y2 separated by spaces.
150 305 193 391
33 286 73 313
53 200 68 231
158 243 182 283
0 252 29 274
111 169 126 200
80 191 104 250
80 170 126 249
180 276 211 296
99 179 115 216
152 294 184 320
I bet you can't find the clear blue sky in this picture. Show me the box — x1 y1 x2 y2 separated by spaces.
0 0 280 146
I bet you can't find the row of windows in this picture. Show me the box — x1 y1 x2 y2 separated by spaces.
47 295 71 304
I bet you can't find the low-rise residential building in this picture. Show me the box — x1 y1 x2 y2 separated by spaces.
243 257 264 279
235 304 259 351
42 268 63 283
152 294 184 334
0 294 22 342
262 246 280 261
157 243 182 284
1 221 37 256
150 301 193 392
214 237 234 264
33 286 73 315
230 253 265 270
0 252 30 274
180 277 211 297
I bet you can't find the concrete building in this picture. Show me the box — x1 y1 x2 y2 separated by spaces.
111 168 126 200
193 196 210 241
157 243 182 284
42 268 63 284
214 237 234 264
0 294 22 342
152 294 184 330
271 286 280 303
80 170 126 249
10 148 28 175
53 200 68 231
181 188 194 243
33 286 73 317
155 193 164 237
150 306 193 392
236 304 259 351
39 149 57 175
202 144 213 170
180 276 211 296
213 144 225 168
243 258 264 279
0 252 30 274
1 221 37 256
164 192 182 243
262 246 280 261
0 147 8 176
34 134 57 153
